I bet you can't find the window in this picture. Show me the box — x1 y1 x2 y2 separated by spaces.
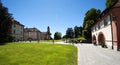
104 16 110 26
100 21 104 28
14 24 16 27
14 30 15 34
96 25 98 30
21 26 23 29
95 26 97 31
92 27 95 32
98 24 100 29
107 16 110 24
104 19 108 26
21 31 22 35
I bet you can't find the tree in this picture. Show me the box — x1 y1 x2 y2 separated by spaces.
106 0 115 8
84 20 94 30
74 26 83 38
82 20 94 40
0 2 13 44
62 35 67 39
66 28 74 38
83 8 101 29
82 8 101 41
54 32 62 40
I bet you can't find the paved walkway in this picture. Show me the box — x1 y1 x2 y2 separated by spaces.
75 44 120 65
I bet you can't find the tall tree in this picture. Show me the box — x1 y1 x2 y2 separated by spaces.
82 8 101 41
54 32 62 40
83 20 94 40
106 0 115 8
74 26 83 38
0 2 13 44
83 8 101 29
79 26 83 37
66 28 74 38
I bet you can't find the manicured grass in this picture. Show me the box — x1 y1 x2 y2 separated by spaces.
0 43 77 65
20 40 63 44
40 40 62 42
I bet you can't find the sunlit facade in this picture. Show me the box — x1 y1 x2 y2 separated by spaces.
11 19 24 41
91 0 120 51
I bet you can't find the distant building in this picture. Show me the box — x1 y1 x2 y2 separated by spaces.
24 27 41 41
24 26 51 41
91 0 120 51
11 19 24 41
40 26 51 40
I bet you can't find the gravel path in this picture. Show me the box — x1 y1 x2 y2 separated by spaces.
75 44 120 65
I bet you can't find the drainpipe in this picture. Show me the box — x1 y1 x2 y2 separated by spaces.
110 14 114 50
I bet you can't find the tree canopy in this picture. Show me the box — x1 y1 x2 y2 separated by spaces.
106 0 115 8
0 3 13 44
83 8 101 29
54 32 62 40
74 26 83 38
82 8 101 40
66 28 74 38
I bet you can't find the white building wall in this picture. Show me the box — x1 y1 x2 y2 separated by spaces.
92 25 112 48
92 16 113 49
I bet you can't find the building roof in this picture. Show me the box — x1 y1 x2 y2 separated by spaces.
11 19 24 26
24 27 41 32
92 0 120 28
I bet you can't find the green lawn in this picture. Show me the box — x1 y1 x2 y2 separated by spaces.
39 40 62 42
24 40 63 44
0 43 77 65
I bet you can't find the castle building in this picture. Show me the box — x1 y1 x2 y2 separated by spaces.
24 26 51 41
0 0 24 41
40 26 51 40
24 27 41 41
91 0 120 51
11 19 24 41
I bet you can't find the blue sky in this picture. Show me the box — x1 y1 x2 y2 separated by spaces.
2 0 106 38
